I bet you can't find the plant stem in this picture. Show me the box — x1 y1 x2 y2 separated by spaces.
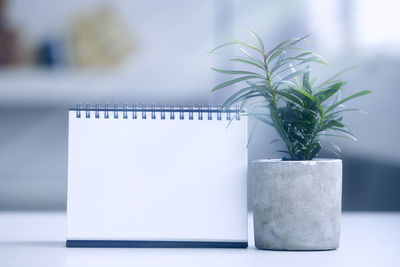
265 63 295 159
306 112 325 159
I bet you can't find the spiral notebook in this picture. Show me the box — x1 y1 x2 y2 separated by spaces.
66 104 248 248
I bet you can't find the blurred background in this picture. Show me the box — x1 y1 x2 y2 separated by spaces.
0 0 399 211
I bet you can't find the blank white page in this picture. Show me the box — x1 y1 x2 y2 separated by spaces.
67 110 247 242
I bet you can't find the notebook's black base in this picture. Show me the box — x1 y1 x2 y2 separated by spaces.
66 240 248 248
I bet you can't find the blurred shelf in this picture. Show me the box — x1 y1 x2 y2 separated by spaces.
0 68 212 107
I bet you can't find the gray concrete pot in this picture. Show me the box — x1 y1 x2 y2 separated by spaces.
252 159 342 250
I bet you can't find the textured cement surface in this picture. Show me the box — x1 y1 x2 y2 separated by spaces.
252 159 342 250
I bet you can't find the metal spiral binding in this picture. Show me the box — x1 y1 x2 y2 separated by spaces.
114 104 118 119
179 104 184 120
161 105 166 120
72 104 243 121
85 104 90 118
151 104 156 119
123 104 128 119
95 104 100 118
104 104 109 119
142 103 147 119
198 104 203 120
133 103 137 119
189 104 194 120
76 104 82 118
170 104 175 120
217 104 222 120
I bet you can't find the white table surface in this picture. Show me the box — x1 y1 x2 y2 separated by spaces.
0 212 399 267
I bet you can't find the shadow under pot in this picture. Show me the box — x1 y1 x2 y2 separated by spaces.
252 159 342 251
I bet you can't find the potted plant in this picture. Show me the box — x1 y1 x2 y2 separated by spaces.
211 31 371 250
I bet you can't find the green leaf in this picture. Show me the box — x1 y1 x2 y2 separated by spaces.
211 76 261 92
314 81 346 103
326 90 372 113
230 58 266 71
245 80 274 94
342 125 356 135
277 67 310 83
302 70 311 93
318 66 357 88
211 67 265 78
326 108 362 118
273 90 303 106
274 79 297 88
270 108 293 151
295 87 315 102
294 51 313 58
269 39 292 53
324 141 342 152
221 86 254 108
222 93 266 109
271 56 314 76
271 53 320 76
322 142 341 157
247 120 259 148
270 139 280 144
301 55 328 65
231 39 264 55
223 92 267 109
310 77 318 86
321 119 345 131
267 48 287 65
246 29 265 53
239 48 265 65
222 86 269 109
268 35 310 55
307 142 322 160
271 67 287 77
319 133 357 142
267 45 306 65
226 101 248 129
209 41 236 54
270 51 286 73
254 116 274 127
287 34 310 46
330 126 358 141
